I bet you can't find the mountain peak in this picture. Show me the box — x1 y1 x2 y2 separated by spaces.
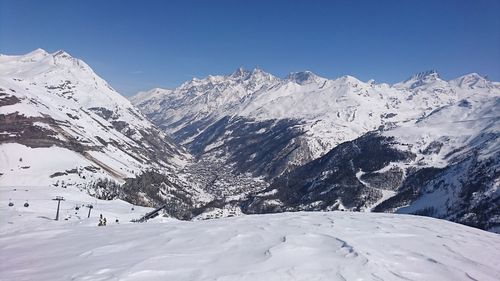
20 48 50 61
398 70 442 89
230 67 251 79
52 50 72 58
47 50 96 73
130 87 172 105
458 72 484 80
229 67 275 82
286 71 323 85
28 48 49 56
407 70 440 82
332 75 364 86
251 67 265 75
451 73 490 89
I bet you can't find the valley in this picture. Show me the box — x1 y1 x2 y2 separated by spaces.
1 49 499 233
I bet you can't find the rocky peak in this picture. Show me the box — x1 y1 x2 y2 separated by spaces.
397 70 442 89
230 67 252 80
409 70 440 81
286 71 324 85
451 73 490 89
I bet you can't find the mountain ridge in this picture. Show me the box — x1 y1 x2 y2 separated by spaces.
131 63 499 231
0 49 189 191
1 49 498 232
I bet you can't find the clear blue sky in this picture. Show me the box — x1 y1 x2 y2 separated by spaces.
1 0 499 96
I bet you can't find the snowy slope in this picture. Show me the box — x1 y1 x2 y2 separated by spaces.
242 91 499 231
379 90 500 227
1 187 499 281
0 185 155 235
0 49 189 189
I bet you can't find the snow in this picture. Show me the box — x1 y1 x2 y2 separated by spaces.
0 141 148 187
0 143 105 186
132 67 500 163
2 52 500 280
384 93 499 168
1 188 499 281
128 68 499 222
372 189 397 208
0 49 188 187
0 49 133 111
0 186 154 234
356 170 397 211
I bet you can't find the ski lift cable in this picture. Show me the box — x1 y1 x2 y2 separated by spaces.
2 198 67 201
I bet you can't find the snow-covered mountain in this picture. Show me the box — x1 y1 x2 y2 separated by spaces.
133 68 499 230
0 49 189 191
244 92 499 230
2 49 498 280
133 68 498 178
1 49 497 232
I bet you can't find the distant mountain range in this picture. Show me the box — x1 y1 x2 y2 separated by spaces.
1 49 498 232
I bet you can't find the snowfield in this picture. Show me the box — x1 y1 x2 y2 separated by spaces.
1 186 499 281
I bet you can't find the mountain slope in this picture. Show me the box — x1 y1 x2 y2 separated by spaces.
2 187 499 281
0 49 189 190
2 49 497 232
243 93 499 231
133 69 499 230
133 69 497 179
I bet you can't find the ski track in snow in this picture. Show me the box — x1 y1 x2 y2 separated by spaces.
1 187 500 281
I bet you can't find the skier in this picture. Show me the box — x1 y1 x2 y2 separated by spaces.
103 217 107 226
98 214 103 226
